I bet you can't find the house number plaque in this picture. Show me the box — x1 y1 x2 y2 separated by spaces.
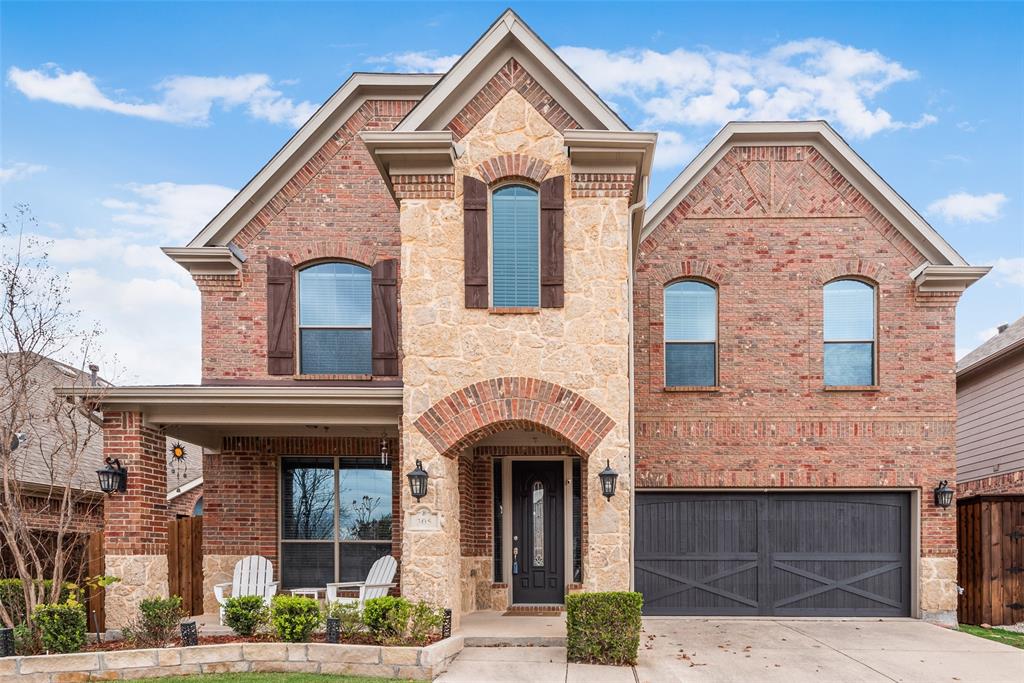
408 507 440 532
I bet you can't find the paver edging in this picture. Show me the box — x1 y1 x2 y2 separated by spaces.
0 635 464 682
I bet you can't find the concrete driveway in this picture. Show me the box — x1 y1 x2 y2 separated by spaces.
439 618 1023 682
637 618 1024 682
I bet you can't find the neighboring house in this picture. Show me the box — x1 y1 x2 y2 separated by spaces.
73 10 989 629
956 317 1024 497
0 353 106 579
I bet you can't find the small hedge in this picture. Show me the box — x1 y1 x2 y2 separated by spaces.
123 596 185 648
224 595 268 636
270 595 321 642
0 578 76 625
565 591 643 666
33 600 87 654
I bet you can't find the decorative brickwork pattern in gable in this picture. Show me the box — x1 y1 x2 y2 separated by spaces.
635 143 962 562
446 58 580 140
476 154 552 184
413 377 615 458
196 100 416 382
571 173 635 198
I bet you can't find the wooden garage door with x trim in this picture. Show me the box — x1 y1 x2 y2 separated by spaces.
635 492 911 616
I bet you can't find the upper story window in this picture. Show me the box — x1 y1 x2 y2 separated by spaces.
298 262 372 375
664 280 717 387
491 184 540 308
823 279 876 386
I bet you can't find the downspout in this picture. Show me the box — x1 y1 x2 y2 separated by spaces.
625 172 648 592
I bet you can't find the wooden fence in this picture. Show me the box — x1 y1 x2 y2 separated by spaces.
84 531 105 632
957 496 1024 626
167 516 204 616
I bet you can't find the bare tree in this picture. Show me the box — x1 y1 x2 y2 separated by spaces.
0 204 115 628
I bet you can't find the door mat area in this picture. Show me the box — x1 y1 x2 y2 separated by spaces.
502 608 564 617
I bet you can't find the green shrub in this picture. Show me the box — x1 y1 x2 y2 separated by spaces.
32 600 87 654
407 601 445 645
0 578 76 626
270 595 321 643
565 591 643 666
123 595 185 648
362 596 411 644
323 601 363 640
13 622 43 656
223 595 268 637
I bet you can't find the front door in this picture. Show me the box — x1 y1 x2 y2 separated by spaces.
511 461 565 604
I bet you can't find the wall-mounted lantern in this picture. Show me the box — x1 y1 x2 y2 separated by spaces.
934 480 954 509
96 457 128 495
598 460 618 500
407 460 429 500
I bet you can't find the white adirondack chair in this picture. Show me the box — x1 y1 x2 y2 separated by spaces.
326 555 397 609
213 555 279 624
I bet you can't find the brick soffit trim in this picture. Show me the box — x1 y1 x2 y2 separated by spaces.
413 377 615 458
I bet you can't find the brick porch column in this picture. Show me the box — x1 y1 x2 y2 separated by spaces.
102 411 169 628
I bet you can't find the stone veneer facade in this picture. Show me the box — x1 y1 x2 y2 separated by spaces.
397 89 633 619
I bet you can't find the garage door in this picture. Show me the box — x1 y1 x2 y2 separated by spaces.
635 492 911 616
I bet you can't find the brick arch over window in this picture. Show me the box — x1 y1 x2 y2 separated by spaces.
811 260 887 286
287 242 378 269
476 154 552 185
650 259 730 288
413 377 615 458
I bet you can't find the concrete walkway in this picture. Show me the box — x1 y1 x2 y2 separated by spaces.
439 618 1024 682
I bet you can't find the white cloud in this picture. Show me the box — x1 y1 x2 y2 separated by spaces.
927 192 1008 223
976 326 1001 343
651 131 699 169
102 181 236 241
555 38 934 139
7 66 317 127
0 162 47 183
367 51 459 73
991 257 1024 287
69 268 200 385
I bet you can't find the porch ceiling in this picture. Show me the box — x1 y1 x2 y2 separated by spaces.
57 385 402 449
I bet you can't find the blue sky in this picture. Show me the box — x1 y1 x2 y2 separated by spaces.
2 1 1022 384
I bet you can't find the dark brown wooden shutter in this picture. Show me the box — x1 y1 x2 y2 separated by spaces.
266 257 295 375
540 175 565 308
371 259 399 376
464 176 489 308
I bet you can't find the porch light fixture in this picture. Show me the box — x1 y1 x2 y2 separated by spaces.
934 480 954 509
407 460 429 500
96 457 128 495
598 460 618 500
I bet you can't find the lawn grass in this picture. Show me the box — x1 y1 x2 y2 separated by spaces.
959 624 1024 649
125 674 404 683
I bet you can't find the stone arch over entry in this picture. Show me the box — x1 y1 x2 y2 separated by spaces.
413 377 615 458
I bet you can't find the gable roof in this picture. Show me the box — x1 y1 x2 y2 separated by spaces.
958 316 1024 378
395 9 629 133
183 73 440 249
642 121 969 267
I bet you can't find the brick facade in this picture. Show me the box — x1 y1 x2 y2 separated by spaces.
167 485 203 518
102 412 169 556
197 99 416 383
957 470 1024 498
634 145 960 563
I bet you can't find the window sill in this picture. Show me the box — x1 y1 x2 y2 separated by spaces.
294 374 373 381
823 385 880 392
664 385 720 393
489 307 540 314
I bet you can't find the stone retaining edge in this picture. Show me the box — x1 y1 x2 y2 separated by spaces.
0 636 464 682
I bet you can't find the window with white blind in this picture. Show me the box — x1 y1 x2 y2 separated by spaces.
664 280 717 387
298 262 371 374
491 184 540 308
823 279 876 386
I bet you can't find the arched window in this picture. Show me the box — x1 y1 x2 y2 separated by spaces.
192 496 203 517
823 279 876 386
664 280 717 387
298 262 372 374
491 184 540 308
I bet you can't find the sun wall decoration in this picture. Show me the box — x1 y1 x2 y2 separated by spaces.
168 441 189 476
